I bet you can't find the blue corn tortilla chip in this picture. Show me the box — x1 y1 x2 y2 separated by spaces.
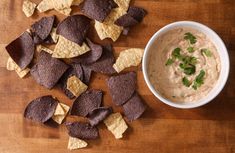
5 31 35 69
128 6 147 22
31 16 55 40
71 90 103 117
66 121 99 140
24 95 58 123
114 14 139 27
81 64 92 85
81 0 117 22
88 44 116 75
122 92 146 121
72 39 103 64
107 72 137 106
56 15 91 46
30 51 69 89
87 107 113 126
32 32 55 45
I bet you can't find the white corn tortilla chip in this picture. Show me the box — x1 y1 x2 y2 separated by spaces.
67 75 88 97
37 0 54 12
72 0 84 6
22 0 37 17
52 102 70 124
36 45 53 54
68 136 88 150
52 36 90 58
6 57 30 78
104 113 128 139
113 48 144 73
55 7 72 16
50 28 59 43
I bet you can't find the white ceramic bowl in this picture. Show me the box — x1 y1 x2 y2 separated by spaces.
142 21 230 109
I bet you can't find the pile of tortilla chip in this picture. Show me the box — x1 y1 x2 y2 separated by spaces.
5 0 148 150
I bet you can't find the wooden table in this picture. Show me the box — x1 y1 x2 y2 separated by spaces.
0 0 234 153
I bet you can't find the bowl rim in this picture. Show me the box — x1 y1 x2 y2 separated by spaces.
142 21 230 109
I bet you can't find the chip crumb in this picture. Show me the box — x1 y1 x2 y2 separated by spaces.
67 136 88 150
22 0 37 17
36 45 53 54
6 57 30 78
104 112 128 139
50 28 59 43
113 48 144 73
67 76 88 97
52 36 90 58
52 102 70 124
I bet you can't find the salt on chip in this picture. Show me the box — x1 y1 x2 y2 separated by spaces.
94 0 131 41
66 75 88 97
6 57 30 78
50 28 59 43
22 0 37 17
52 102 70 124
104 112 128 139
68 136 88 150
52 36 90 58
113 48 144 73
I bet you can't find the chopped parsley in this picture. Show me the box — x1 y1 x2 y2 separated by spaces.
192 70 206 90
201 48 212 57
187 47 195 53
182 77 191 87
165 58 174 66
172 47 181 59
180 64 196 75
184 32 197 44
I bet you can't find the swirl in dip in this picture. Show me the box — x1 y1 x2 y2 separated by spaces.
148 27 221 103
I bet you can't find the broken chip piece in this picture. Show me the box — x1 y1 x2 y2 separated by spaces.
81 64 92 85
113 48 144 73
36 45 53 54
68 136 88 150
30 51 69 89
127 6 147 22
71 90 103 117
88 44 116 75
107 72 136 106
24 95 58 123
104 112 128 139
56 15 91 46
88 107 113 126
114 14 139 27
72 39 103 64
22 0 37 17
31 16 55 41
50 28 59 43
52 36 90 58
81 0 117 22
66 122 99 139
5 31 35 69
6 57 30 78
66 75 88 97
122 92 146 121
52 102 70 124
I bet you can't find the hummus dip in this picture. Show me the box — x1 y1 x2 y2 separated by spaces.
148 27 221 103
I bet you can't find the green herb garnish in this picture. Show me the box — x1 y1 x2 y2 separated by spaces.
172 47 181 59
182 56 197 65
165 58 174 66
184 32 197 44
187 47 195 53
183 65 196 75
201 49 212 57
182 77 191 87
192 70 206 90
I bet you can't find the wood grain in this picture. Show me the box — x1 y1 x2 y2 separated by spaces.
0 0 235 153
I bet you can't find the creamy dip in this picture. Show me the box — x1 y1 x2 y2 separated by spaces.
148 27 221 103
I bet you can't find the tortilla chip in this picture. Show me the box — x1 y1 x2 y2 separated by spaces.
72 0 84 6
56 15 91 46
7 57 30 78
88 44 116 74
36 45 53 54
6 57 16 71
104 113 128 139
37 0 73 14
50 28 59 43
81 0 117 22
24 95 58 123
30 51 69 89
113 48 144 73
68 136 88 150
123 92 146 121
5 32 35 69
128 6 147 22
37 0 54 13
88 107 113 126
52 102 70 124
114 14 139 27
55 7 72 16
66 75 88 97
31 16 55 40
22 0 37 17
52 36 90 58
66 122 99 139
81 64 92 85
72 39 103 64
71 90 103 117
107 72 136 106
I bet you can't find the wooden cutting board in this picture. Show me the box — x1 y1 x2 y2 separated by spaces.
0 0 234 153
